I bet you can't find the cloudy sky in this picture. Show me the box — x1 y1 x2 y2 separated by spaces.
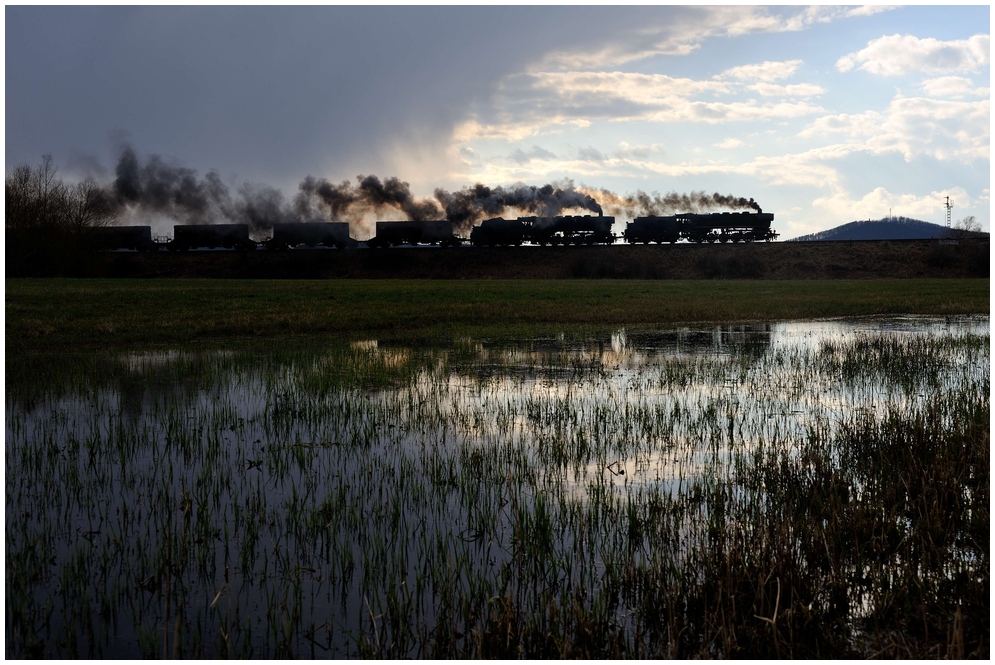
6 5 990 238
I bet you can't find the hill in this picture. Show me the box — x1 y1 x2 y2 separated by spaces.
789 217 989 241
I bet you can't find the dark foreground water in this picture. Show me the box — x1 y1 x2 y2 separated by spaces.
6 316 989 658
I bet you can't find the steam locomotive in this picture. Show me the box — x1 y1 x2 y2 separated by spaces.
89 212 776 251
624 211 777 244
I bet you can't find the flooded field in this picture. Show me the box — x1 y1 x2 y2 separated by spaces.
6 316 989 658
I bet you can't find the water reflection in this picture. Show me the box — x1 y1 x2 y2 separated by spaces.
5 315 988 658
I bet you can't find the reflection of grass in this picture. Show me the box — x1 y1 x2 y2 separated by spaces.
6 323 988 657
6 278 989 352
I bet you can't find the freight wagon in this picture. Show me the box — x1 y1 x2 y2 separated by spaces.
367 221 460 248
169 224 255 251
92 225 158 251
267 222 350 249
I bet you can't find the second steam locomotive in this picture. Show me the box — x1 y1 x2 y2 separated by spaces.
91 210 777 251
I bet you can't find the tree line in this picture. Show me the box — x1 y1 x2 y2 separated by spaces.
6 155 116 232
6 155 121 275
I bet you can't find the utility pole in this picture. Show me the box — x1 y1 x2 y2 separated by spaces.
944 196 954 228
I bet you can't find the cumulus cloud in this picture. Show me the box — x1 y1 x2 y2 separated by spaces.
453 117 591 143
614 142 663 159
510 145 557 164
539 6 896 70
459 143 859 191
456 69 825 141
812 185 972 221
714 138 744 149
639 99 824 124
525 71 730 105
836 33 990 75
577 147 607 163
800 95 990 162
747 82 825 97
721 60 802 81
919 76 989 99
847 5 899 18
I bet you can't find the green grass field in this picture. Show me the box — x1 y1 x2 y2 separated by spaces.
6 278 990 352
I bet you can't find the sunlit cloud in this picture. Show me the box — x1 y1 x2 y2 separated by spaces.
525 71 731 103
919 76 989 99
747 82 825 97
801 95 990 162
836 33 990 75
539 6 897 70
721 60 802 81
812 185 972 221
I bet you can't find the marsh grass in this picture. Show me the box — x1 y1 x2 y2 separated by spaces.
6 278 989 353
5 317 989 658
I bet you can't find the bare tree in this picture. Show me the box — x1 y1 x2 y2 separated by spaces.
6 155 116 233
5 165 35 230
5 155 69 230
63 176 116 233
948 215 983 239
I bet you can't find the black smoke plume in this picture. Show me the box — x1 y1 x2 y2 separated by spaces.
294 177 603 232
583 188 761 217
296 175 442 225
433 180 602 230
112 145 289 231
104 145 762 236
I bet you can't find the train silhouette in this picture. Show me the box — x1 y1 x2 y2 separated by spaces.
92 211 776 251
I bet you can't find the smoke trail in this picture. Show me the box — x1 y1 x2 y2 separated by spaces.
433 180 602 230
105 144 763 237
110 145 322 232
293 174 441 237
294 176 603 232
582 187 761 217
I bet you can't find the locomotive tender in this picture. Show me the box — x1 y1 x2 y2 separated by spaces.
91 210 776 251
526 215 615 246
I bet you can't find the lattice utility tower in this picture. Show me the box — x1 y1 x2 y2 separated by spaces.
944 196 954 228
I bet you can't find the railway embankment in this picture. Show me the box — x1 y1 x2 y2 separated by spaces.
7 238 988 280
